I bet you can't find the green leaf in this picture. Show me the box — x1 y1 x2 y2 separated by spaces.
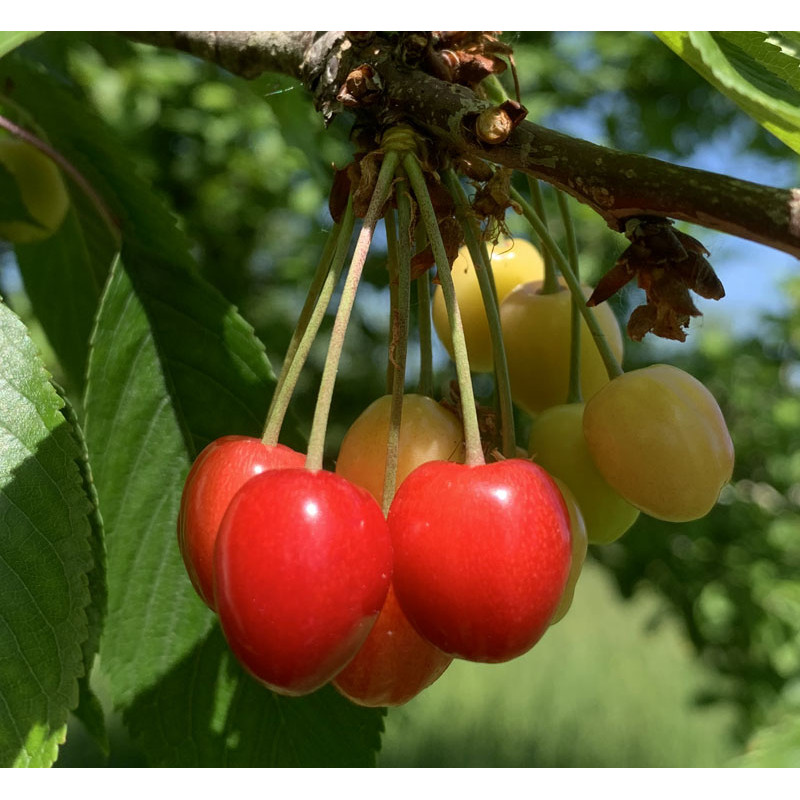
83 256 216 709
0 32 42 60
54 384 108 756
735 710 800 767
0 299 94 767
655 31 800 155
125 626 384 767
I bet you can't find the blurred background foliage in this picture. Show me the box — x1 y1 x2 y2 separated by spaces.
3 31 799 766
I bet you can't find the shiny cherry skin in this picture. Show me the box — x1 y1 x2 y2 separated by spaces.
333 584 451 707
388 458 571 663
214 468 393 696
177 435 304 609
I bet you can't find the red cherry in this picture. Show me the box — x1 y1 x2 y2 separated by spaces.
214 468 393 696
388 458 571 663
177 436 304 609
333 584 452 707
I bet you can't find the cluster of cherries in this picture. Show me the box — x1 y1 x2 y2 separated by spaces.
177 237 735 708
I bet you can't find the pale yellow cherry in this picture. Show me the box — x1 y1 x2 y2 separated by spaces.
583 364 735 522
433 238 544 373
0 139 69 243
528 402 639 545
335 393 465 503
500 280 624 415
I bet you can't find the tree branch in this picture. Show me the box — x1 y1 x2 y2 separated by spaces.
124 31 800 259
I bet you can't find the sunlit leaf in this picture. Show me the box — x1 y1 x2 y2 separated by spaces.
0 299 94 767
655 31 800 155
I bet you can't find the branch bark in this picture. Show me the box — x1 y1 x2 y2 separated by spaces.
125 31 800 259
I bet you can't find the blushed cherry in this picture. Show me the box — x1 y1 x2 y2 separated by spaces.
177 435 304 609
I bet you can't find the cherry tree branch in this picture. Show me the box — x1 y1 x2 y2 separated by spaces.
124 31 800 259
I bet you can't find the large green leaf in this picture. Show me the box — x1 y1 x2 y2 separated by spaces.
0 32 42 60
0 299 94 767
83 256 216 708
125 626 385 767
655 31 800 156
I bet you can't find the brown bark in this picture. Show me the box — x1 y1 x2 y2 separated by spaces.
125 31 800 259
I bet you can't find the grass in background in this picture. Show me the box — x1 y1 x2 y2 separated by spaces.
379 560 739 767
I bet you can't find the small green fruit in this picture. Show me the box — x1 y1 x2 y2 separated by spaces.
0 139 69 243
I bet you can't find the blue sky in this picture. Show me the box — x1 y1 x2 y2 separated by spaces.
545 100 799 347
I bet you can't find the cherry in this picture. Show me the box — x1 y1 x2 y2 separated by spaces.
177 435 304 609
583 364 735 521
388 458 571 663
333 584 451 707
214 468 393 696
0 137 69 243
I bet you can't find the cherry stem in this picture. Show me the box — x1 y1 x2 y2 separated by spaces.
381 173 413 514
415 225 434 397
482 74 508 105
261 198 356 446
557 191 584 405
0 114 122 249
264 218 342 430
444 168 516 458
526 177 560 296
404 152 484 467
385 207 400 394
510 186 624 381
305 149 400 471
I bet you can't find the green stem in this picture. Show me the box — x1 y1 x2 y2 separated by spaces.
384 208 399 394
305 150 400 471
444 168 516 458
511 186 624 380
404 152 484 467
265 220 341 424
526 176 560 295
482 74 508 104
381 174 413 514
557 191 584 405
262 200 355 446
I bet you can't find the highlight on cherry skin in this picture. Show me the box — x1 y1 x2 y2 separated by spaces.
213 467 393 697
333 393 461 706
177 435 304 609
388 458 571 663
432 237 544 373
